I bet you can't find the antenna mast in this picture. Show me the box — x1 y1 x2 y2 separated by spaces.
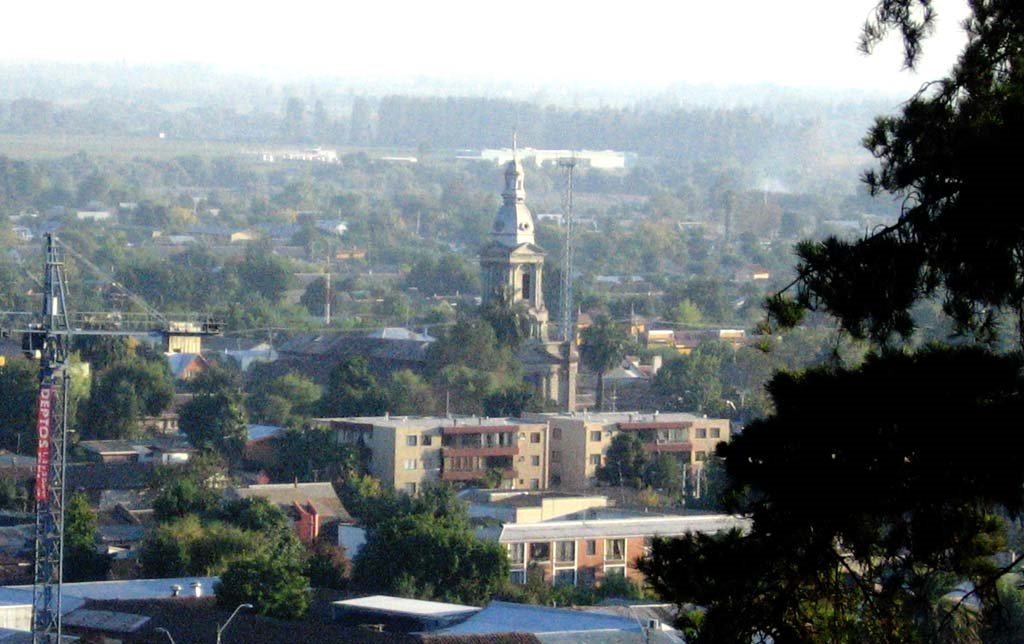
558 155 577 343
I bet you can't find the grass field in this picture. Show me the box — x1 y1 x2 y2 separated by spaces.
0 134 422 162
0 133 263 160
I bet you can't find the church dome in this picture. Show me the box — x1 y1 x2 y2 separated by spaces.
491 157 535 247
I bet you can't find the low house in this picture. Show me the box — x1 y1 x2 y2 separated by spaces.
78 438 194 465
243 424 287 467
225 482 352 544
65 463 155 511
165 352 209 381
279 328 435 384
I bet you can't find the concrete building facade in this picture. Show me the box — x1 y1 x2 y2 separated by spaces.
318 416 550 494
527 411 730 490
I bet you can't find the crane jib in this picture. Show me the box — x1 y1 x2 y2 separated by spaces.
35 385 52 502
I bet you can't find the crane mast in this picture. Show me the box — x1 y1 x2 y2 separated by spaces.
0 234 223 642
31 235 72 642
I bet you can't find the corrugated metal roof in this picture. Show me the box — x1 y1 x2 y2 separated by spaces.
436 601 640 635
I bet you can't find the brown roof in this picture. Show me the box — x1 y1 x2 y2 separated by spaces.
228 482 352 523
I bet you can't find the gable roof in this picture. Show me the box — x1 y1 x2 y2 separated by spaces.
227 482 352 523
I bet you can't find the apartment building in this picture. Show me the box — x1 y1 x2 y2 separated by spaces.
469 490 748 587
525 411 729 489
315 416 549 494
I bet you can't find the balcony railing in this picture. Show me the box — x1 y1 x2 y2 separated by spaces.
442 446 518 458
441 468 517 482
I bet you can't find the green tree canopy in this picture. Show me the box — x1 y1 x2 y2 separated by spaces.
320 357 388 417
579 315 629 411
642 347 1024 642
179 391 247 459
770 0 1024 346
596 432 647 488
0 357 38 454
64 493 110 582
81 359 175 440
216 553 309 620
352 513 508 605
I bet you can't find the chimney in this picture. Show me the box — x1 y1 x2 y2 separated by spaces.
385 411 390 421
191 582 202 598
650 355 663 375
171 584 182 597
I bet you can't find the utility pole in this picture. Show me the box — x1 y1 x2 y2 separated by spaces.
558 155 577 344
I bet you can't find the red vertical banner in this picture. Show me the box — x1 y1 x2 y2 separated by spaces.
35 386 53 502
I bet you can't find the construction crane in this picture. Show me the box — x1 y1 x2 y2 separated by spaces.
0 234 222 643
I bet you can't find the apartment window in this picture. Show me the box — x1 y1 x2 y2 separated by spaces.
406 435 418 447
590 431 602 442
551 450 561 464
510 569 527 585
508 543 525 564
531 455 540 466
555 541 575 564
695 428 707 439
552 427 562 440
604 565 626 578
590 454 602 466
578 566 597 587
529 542 551 562
710 427 721 439
530 432 541 444
605 538 625 562
404 482 417 495
422 435 432 446
671 428 688 441
530 479 540 489
585 540 597 556
554 569 576 587
404 458 418 470
695 451 707 461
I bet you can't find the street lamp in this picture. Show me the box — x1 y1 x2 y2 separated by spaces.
155 627 176 644
216 603 253 644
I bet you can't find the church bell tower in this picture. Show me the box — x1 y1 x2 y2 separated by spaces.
479 141 576 410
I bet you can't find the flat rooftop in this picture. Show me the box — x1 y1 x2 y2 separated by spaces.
315 415 540 430
496 513 750 542
528 411 712 424
334 595 479 618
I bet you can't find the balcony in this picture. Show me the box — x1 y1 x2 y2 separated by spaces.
642 441 692 453
442 468 517 482
442 446 518 458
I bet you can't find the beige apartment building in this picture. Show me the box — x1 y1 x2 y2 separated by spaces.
525 411 729 490
314 416 549 494
467 490 748 587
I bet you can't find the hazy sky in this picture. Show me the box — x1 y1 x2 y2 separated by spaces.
0 0 969 93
